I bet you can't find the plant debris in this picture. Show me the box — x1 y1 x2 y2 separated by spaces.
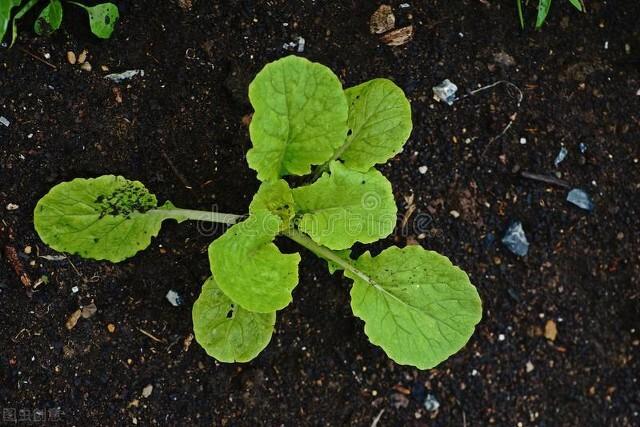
370 5 395 34
380 26 414 46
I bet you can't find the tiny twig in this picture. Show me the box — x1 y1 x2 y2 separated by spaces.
139 328 166 343
161 150 193 189
66 256 83 277
521 171 570 188
371 409 385 427
18 47 57 70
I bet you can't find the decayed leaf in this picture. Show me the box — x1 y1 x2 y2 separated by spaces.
370 5 395 34
544 319 558 341
193 277 276 363
380 26 414 47
34 176 185 262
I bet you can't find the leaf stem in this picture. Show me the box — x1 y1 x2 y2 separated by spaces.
151 208 243 225
281 228 373 285
66 1 88 11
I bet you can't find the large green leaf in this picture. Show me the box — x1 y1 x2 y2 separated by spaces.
209 211 301 313
249 179 295 227
0 0 22 43
292 161 397 250
34 176 183 262
247 55 349 181
338 79 412 172
193 276 276 363
34 0 63 36
344 246 482 369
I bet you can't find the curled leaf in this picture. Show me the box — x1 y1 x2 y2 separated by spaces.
34 0 63 36
69 1 119 39
345 245 482 369
292 161 397 250
209 211 301 313
193 276 276 363
249 179 295 227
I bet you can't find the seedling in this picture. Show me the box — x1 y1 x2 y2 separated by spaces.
517 0 585 29
34 56 482 369
1 0 118 47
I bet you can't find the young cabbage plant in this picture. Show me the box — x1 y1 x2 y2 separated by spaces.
34 56 482 369
0 0 118 46
516 0 585 29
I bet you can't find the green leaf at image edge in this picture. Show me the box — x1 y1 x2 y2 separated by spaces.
292 161 397 250
69 1 119 39
35 0 63 36
345 245 482 369
247 55 349 181
339 78 412 172
0 0 22 43
209 211 301 313
193 276 276 363
34 175 183 263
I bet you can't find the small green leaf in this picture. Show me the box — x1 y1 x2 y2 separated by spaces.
568 0 584 12
70 2 119 39
10 0 39 47
0 0 22 44
34 0 63 36
338 79 412 172
193 276 276 363
292 161 397 250
34 176 182 262
345 246 482 369
535 0 552 28
249 179 295 227
247 55 349 181
209 211 301 313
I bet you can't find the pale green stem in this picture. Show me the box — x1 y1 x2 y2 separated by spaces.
281 228 373 285
67 1 89 11
149 208 243 225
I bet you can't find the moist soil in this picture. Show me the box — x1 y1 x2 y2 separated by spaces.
1 1 639 425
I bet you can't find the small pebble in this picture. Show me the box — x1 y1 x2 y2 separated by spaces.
80 62 92 72
567 188 594 211
423 394 440 412
526 361 535 373
66 51 76 64
502 221 529 256
519 137 527 145
166 290 183 307
554 147 568 167
107 323 116 333
498 333 505 341
0 116 10 127
449 210 460 218
6 203 19 211
77 49 88 64
418 165 427 174
142 384 154 398
24 246 32 254
44 52 51 59
71 286 79 293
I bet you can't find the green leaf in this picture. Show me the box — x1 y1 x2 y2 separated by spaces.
34 175 183 262
568 0 584 12
327 249 351 274
292 161 397 250
345 246 482 369
69 2 119 39
193 276 276 363
247 55 349 181
34 0 63 36
516 0 525 29
209 211 301 313
535 0 552 28
0 0 22 44
10 0 38 47
249 179 295 227
337 79 412 172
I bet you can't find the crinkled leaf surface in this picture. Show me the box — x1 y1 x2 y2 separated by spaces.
193 276 275 363
0 0 22 43
247 55 349 181
338 79 412 172
35 0 63 36
345 246 482 369
209 211 301 313
249 179 295 227
34 176 182 262
292 161 397 250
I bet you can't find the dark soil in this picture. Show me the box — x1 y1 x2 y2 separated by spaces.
1 0 639 425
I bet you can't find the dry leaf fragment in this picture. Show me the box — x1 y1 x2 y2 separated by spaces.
370 5 395 34
380 25 414 47
544 319 558 341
